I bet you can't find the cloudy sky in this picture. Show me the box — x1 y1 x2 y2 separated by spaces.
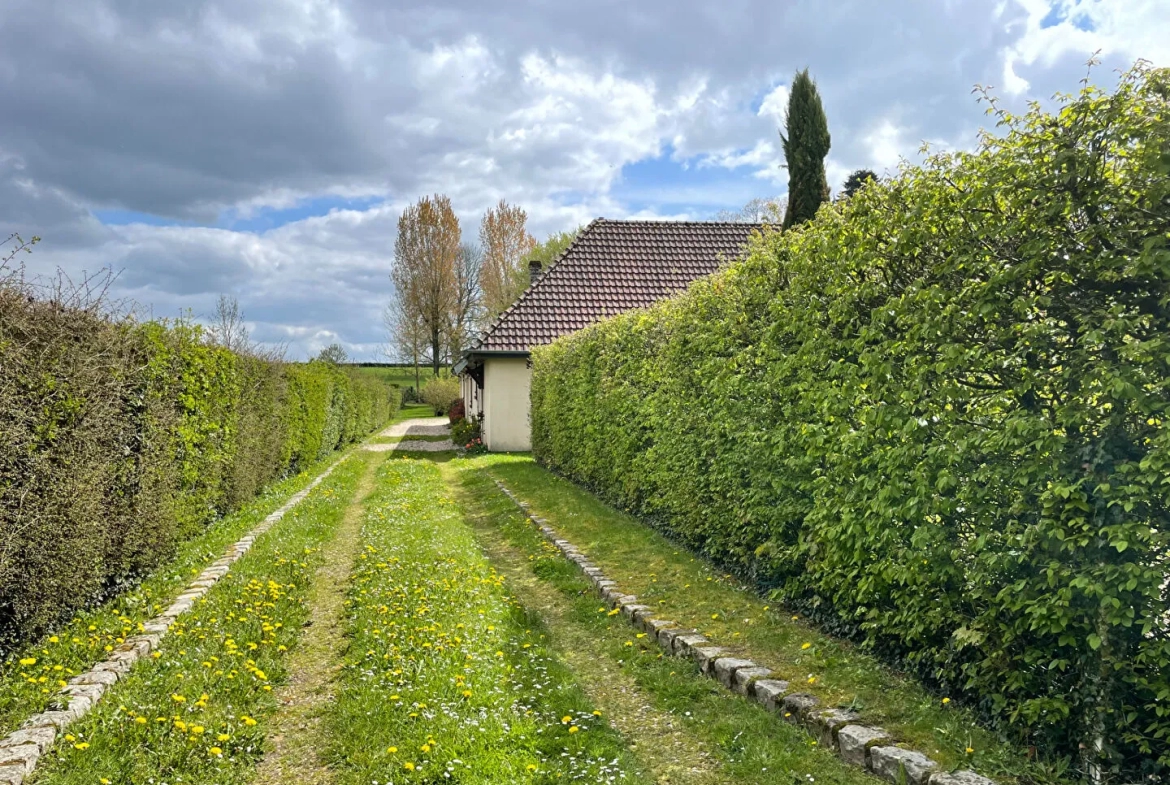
2 0 1166 360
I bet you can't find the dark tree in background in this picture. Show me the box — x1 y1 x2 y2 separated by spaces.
781 69 831 229
842 169 877 199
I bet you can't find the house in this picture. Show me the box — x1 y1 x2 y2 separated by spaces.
455 218 764 451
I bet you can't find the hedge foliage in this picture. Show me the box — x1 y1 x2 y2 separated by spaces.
531 64 1170 777
0 292 399 651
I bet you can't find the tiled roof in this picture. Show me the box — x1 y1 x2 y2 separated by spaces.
469 219 764 353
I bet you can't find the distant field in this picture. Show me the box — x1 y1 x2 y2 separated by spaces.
349 365 449 390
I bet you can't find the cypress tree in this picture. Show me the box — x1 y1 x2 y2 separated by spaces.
781 69 831 229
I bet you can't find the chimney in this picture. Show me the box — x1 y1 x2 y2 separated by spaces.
528 260 543 285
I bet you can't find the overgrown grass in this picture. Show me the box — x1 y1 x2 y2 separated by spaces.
476 455 1065 785
326 457 645 784
0 452 346 739
29 454 370 785
451 457 880 785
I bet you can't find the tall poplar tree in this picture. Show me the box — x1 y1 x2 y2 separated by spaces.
479 200 537 320
392 195 461 376
781 69 831 229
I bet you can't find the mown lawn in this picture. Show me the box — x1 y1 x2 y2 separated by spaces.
468 454 1063 785
326 456 645 784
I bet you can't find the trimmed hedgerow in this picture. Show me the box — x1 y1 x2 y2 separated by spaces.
531 63 1170 779
0 286 399 653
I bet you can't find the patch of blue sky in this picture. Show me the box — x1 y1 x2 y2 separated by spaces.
612 147 779 218
93 194 385 232
1040 2 1096 31
217 194 384 232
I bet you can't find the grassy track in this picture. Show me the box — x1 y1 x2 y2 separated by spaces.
326 456 646 784
0 454 343 739
29 454 369 785
368 434 452 444
470 455 1053 784
448 459 879 785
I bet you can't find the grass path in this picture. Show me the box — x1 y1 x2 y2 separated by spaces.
442 461 727 784
446 459 879 785
251 451 387 785
325 456 647 784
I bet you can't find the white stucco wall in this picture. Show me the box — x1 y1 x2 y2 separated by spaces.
482 356 531 452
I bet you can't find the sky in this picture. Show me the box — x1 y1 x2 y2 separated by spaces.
1 0 1167 360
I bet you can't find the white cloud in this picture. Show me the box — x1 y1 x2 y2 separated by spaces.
3 0 1168 359
863 119 908 174
757 83 789 124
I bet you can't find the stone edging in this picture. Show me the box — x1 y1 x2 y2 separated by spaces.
491 477 995 785
0 458 347 785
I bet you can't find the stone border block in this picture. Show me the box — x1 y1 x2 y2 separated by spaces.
713 657 757 689
690 646 728 674
809 708 861 748
670 633 709 656
733 666 774 696
753 679 790 711
929 772 997 785
621 603 650 621
838 725 890 767
870 746 938 785
781 693 819 723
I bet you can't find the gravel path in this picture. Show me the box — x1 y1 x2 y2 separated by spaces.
364 417 454 451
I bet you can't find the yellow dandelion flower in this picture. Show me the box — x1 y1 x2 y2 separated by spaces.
569 726 580 734
135 717 147 725
561 715 572 724
404 762 415 771
209 746 223 756
801 642 812 650
387 746 397 753
942 697 951 705
19 657 36 666
74 742 90 750
966 746 975 754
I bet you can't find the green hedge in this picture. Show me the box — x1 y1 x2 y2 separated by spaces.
532 64 1170 778
0 297 399 651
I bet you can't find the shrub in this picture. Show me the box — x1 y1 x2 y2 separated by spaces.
531 63 1170 778
451 416 480 447
420 376 459 416
448 397 465 423
0 278 400 652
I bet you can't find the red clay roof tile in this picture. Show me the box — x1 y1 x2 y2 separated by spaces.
469 218 764 353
